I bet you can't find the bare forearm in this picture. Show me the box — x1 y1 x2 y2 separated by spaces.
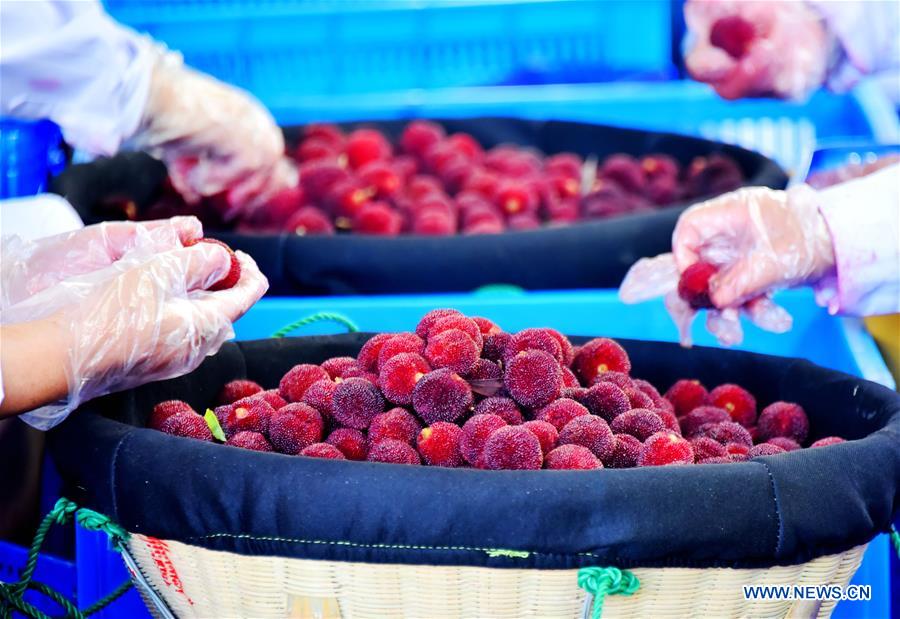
0 319 68 417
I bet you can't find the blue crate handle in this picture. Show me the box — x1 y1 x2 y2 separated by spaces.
0 498 132 619
270 311 359 338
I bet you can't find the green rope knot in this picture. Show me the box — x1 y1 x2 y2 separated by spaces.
49 497 78 525
75 508 130 550
577 566 639 619
271 311 359 338
0 497 133 619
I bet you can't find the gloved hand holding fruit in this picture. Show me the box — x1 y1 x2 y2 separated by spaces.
683 0 830 100
620 163 900 346
0 218 268 428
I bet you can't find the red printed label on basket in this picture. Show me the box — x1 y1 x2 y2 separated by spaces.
144 536 194 606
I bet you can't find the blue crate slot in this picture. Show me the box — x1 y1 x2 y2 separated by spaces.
233 286 893 618
75 527 150 619
0 539 76 617
104 1 674 97
0 118 64 199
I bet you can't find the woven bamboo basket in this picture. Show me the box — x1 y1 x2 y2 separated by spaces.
126 535 867 619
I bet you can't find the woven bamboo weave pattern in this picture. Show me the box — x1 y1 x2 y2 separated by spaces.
126 536 866 618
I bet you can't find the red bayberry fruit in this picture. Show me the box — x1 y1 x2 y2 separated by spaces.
665 379 709 416
695 421 753 447
296 138 339 163
685 155 744 198
285 207 334 236
482 332 512 363
353 202 402 236
378 353 429 406
159 412 213 441
268 403 323 454
757 402 809 444
749 443 786 458
504 328 565 365
545 444 601 470
708 384 757 427
224 398 275 436
623 387 655 410
610 408 666 441
495 182 538 216
256 390 287 410
321 357 358 380
545 153 583 178
472 316 501 336
766 437 801 452
466 358 502 382
522 420 558 456
357 333 394 372
184 238 241 291
149 400 194 430
345 128 391 169
300 443 345 459
579 383 631 422
460 414 508 466
481 426 543 470
810 436 845 448
358 160 402 199
690 436 727 462
326 428 368 461
679 406 731 436
638 432 694 466
678 262 719 309
326 178 375 221
726 442 750 461
413 210 456 236
303 123 344 148
591 371 634 391
299 160 350 201
367 439 420 465
218 380 263 406
559 415 615 461
640 154 679 181
377 333 425 369
301 379 338 418
428 315 483 348
709 15 756 59
424 329 480 375
401 120 445 157
536 398 590 432
369 408 422 446
446 133 482 160
415 308 464 339
504 350 563 409
279 364 330 402
332 377 385 429
475 397 524 426
227 431 272 452
573 338 631 384
417 422 463 467
600 155 645 193
412 368 473 424
602 434 642 469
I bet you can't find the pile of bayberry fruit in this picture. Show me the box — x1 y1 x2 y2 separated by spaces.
234 120 745 235
149 310 843 469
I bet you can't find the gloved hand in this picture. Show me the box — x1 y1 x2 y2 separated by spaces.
1 218 268 428
127 49 296 218
683 0 830 100
620 185 835 346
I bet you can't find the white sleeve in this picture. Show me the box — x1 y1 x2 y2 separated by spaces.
807 0 900 97
0 0 155 155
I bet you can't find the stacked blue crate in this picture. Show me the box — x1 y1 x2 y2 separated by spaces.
104 0 675 98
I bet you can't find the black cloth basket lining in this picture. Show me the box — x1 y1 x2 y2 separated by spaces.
52 118 789 295
48 334 900 571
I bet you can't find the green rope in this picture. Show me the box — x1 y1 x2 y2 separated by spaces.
891 525 900 559
271 311 359 338
0 497 133 619
577 566 640 619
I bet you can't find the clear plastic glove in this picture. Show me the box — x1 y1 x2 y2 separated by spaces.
683 0 830 100
127 48 296 218
1 219 268 429
620 185 834 346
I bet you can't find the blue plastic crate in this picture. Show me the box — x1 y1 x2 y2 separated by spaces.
104 1 674 97
0 118 65 199
233 287 893 619
262 80 899 179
